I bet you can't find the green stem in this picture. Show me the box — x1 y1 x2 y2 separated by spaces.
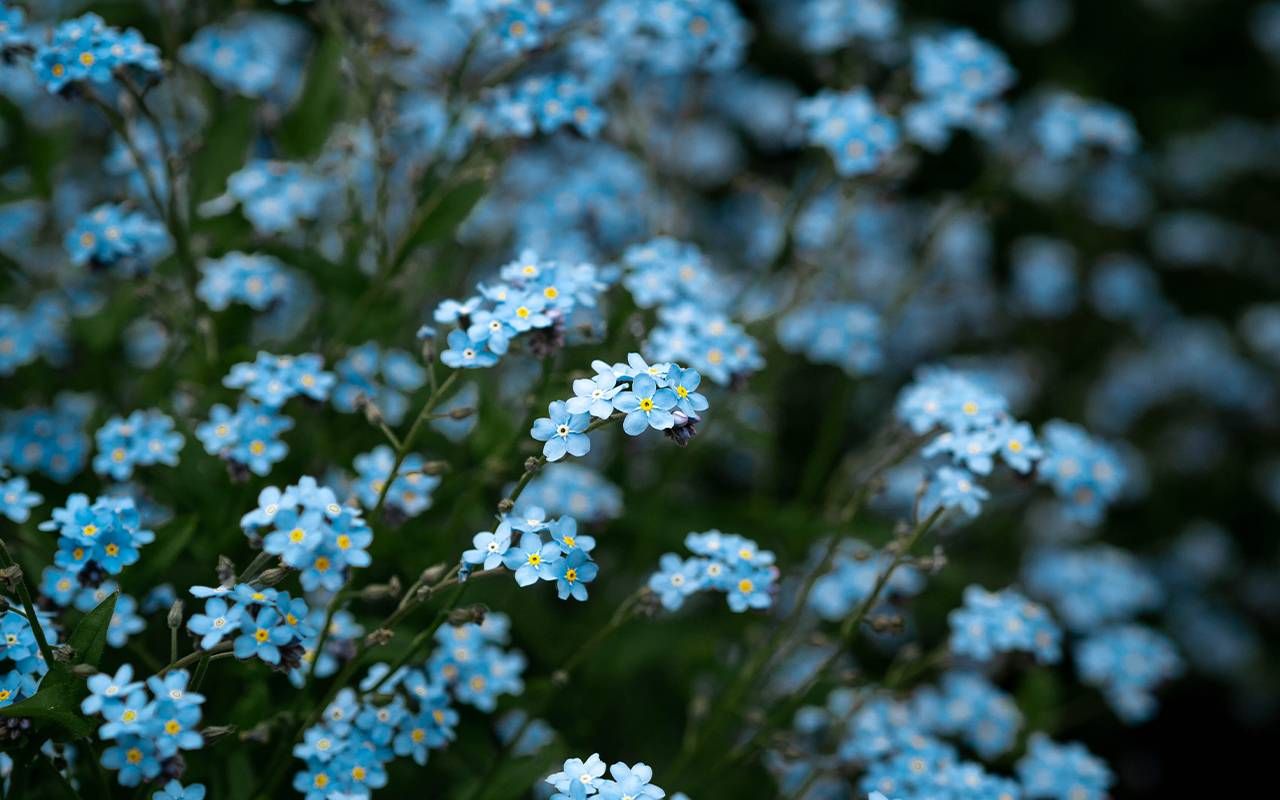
372 371 460 516
709 507 946 779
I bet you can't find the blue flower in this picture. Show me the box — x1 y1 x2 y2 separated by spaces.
502 532 561 587
547 754 607 794
613 374 677 435
531 401 592 461
554 550 599 601
101 734 161 786
648 554 704 611
441 328 499 369
550 515 595 555
0 477 42 522
233 607 294 665
665 366 708 416
153 780 207 800
187 597 242 650
463 521 513 570
596 761 665 800
567 374 622 419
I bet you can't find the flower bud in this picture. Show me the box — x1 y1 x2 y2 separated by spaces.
167 600 185 630
448 406 474 420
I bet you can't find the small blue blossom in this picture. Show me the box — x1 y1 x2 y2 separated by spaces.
531 400 592 461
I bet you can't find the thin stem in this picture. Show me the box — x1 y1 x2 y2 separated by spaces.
156 641 232 677
301 581 350 691
372 371 459 516
712 507 946 777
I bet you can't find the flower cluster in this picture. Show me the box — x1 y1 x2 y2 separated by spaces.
432 251 607 369
0 607 56 709
1023 546 1162 632
38 494 155 579
350 446 440 520
223 352 334 408
1076 625 1183 724
65 203 170 273
187 585 312 669
905 29 1016 150
196 252 291 311
808 538 925 621
293 615 522 796
532 354 709 461
645 304 763 386
546 755 670 800
777 302 884 376
796 88 900 176
479 74 606 139
463 511 599 601
179 13 310 100
518 464 623 523
196 400 294 477
34 13 161 94
1036 421 1127 525
203 160 327 236
0 475 42 523
912 671 1023 759
82 666 204 787
332 343 427 426
92 410 184 481
241 477 373 592
897 366 1044 520
948 585 1062 664
592 0 747 76
1033 92 1139 160
1016 733 1113 800
0 397 93 483
649 530 776 613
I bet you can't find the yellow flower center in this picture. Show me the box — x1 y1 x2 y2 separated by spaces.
676 386 689 399
528 553 541 566
962 401 978 415
126 748 143 764
111 448 126 462
352 766 367 781
314 774 329 789
543 286 559 299
563 535 575 548
122 710 138 723
52 63 65 77
411 728 426 743
254 628 270 643
516 306 530 318
82 524 98 537
289 528 306 543
336 534 351 550
564 568 577 583
314 557 331 572
105 544 119 557
708 348 724 364
639 398 655 412
164 719 181 735
738 579 754 593
249 440 266 455
1008 439 1023 452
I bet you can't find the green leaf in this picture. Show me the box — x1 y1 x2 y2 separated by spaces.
0 593 119 740
141 515 198 583
69 591 119 668
402 178 489 255
192 95 258 202
277 34 346 158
